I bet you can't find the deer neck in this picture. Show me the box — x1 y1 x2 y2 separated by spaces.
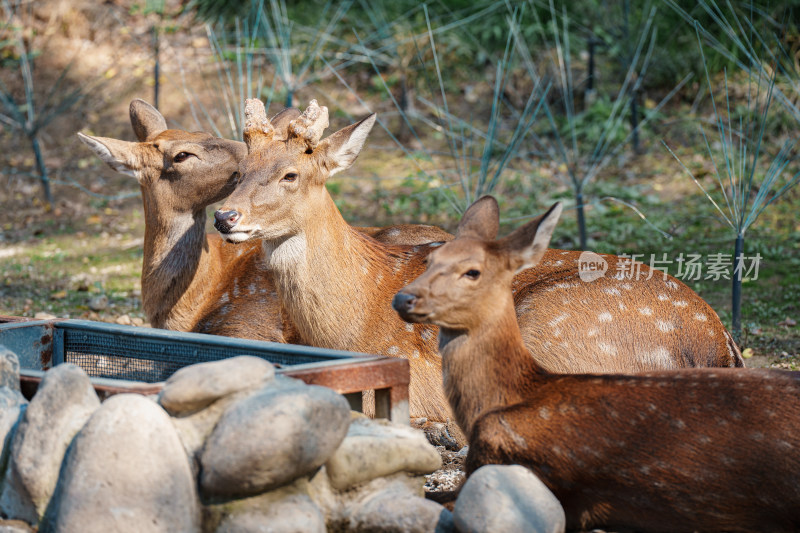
438 295 542 437
263 194 399 349
140 198 211 329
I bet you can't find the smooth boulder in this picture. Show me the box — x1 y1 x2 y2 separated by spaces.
201 384 351 498
348 489 454 533
453 465 565 533
43 394 199 533
0 364 99 523
159 356 275 415
0 346 21 391
325 417 441 490
215 486 325 533
0 347 27 462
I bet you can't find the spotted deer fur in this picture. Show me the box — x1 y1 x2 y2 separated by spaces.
216 99 742 422
394 197 800 532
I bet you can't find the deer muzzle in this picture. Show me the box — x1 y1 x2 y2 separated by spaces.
214 209 241 233
392 291 421 322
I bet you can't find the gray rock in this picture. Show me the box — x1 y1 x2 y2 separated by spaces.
169 393 246 477
0 346 20 391
88 295 108 312
0 348 26 455
43 394 199 533
325 417 441 490
201 384 351 498
0 519 35 532
159 356 275 415
0 388 26 477
0 364 99 523
411 418 467 450
213 481 325 533
169 373 303 476
348 490 454 533
309 467 431 530
453 465 565 533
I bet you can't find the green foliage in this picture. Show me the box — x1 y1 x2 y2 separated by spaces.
552 96 629 148
663 11 800 341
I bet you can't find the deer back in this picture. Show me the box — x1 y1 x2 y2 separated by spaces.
219 101 741 423
467 368 800 532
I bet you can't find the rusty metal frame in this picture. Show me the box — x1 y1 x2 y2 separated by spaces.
5 317 410 423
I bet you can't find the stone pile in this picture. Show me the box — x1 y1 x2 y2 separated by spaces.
0 346 566 533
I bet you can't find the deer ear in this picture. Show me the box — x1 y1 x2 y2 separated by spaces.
129 99 167 141
316 113 376 178
496 202 562 274
456 196 500 241
77 132 140 180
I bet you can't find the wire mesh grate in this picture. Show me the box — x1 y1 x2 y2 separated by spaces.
63 329 324 382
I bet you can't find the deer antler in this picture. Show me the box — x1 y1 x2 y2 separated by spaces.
243 99 274 150
288 99 329 150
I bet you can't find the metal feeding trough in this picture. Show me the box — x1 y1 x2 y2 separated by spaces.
0 316 409 423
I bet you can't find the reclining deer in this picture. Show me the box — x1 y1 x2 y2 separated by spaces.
393 196 800 532
78 99 451 342
213 98 743 423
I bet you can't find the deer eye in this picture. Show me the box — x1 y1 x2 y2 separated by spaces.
465 269 481 280
173 152 193 163
282 172 298 182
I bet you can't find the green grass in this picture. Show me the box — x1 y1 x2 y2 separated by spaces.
0 209 146 322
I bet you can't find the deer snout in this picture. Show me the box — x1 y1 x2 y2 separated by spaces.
214 209 241 232
392 291 417 313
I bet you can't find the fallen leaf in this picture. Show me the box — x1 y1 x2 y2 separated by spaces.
742 347 754 359
50 290 67 300
86 215 102 225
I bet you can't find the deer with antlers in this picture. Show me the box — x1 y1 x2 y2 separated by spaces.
214 98 742 422
78 99 451 342
393 196 800 532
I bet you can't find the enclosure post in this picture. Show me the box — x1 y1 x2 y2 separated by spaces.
731 233 744 343
576 191 588 250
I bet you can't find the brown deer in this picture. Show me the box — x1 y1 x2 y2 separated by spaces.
78 99 451 342
214 98 742 422
393 197 800 532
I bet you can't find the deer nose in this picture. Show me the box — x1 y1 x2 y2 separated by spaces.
392 292 417 313
214 209 240 232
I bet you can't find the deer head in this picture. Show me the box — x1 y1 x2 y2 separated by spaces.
393 197 563 330
214 98 376 243
78 99 300 214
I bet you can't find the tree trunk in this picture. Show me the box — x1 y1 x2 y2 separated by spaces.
576 190 587 250
31 135 53 206
731 233 744 343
